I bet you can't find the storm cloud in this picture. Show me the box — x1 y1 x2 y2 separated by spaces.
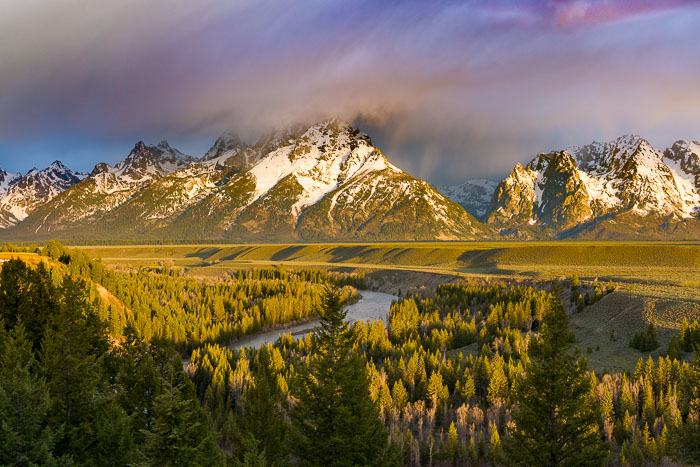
1 0 699 184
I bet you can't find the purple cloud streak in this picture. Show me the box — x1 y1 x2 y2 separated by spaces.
0 0 698 183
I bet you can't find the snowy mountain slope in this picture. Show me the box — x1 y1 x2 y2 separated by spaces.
484 135 700 238
8 141 194 233
3 127 698 241
0 162 86 228
298 168 487 240
0 169 23 228
6 120 489 241
187 120 487 240
0 169 21 194
569 135 698 218
664 140 700 190
437 179 498 219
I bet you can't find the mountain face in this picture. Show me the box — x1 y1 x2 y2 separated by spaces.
9 141 196 232
437 179 497 220
2 128 698 241
664 140 700 190
484 135 700 238
5 121 488 241
0 162 86 228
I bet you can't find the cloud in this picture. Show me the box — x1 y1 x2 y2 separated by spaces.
0 0 699 182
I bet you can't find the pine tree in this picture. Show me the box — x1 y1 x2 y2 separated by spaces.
642 378 656 427
489 423 502 465
503 288 609 466
291 286 388 466
427 371 445 408
460 372 476 401
446 421 458 463
236 347 289 466
487 357 508 404
667 335 682 361
40 276 110 459
601 386 614 425
112 326 168 442
0 322 62 466
570 275 580 303
140 359 221 466
619 377 636 417
392 380 408 411
673 353 700 462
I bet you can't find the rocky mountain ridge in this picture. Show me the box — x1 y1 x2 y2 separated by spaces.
481 135 699 238
0 161 86 228
2 120 486 241
0 127 697 241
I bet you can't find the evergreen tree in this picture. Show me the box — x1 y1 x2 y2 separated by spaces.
111 327 168 442
291 287 388 466
673 353 700 462
392 380 408 411
140 359 221 466
236 347 289 466
40 276 110 459
601 386 614 425
0 322 64 466
0 259 58 348
487 357 508 404
667 335 682 361
503 288 609 466
446 421 458 463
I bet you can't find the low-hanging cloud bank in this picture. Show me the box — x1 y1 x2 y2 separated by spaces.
1 0 699 183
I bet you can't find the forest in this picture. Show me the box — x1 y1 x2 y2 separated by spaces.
0 241 698 465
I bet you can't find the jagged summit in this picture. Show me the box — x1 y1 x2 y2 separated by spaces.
2 120 486 241
477 135 700 238
664 140 700 190
114 140 194 182
1 127 698 240
437 179 498 219
0 169 21 194
202 132 246 162
0 161 86 228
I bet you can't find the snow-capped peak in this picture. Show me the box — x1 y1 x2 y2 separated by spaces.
437 178 498 218
664 140 700 190
246 120 399 215
201 132 248 167
156 140 192 161
0 161 86 226
114 141 194 182
486 135 700 231
0 169 22 195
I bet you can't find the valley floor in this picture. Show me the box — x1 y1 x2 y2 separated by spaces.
77 241 700 373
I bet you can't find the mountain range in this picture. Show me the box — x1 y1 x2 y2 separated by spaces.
0 120 697 242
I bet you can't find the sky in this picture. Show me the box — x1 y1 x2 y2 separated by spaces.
1 0 699 185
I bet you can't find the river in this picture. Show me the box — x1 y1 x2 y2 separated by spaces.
228 290 396 350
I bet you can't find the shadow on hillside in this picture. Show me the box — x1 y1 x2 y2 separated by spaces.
184 248 223 260
455 248 518 275
270 246 306 261
325 246 381 263
456 249 500 268
220 247 257 261
381 248 412 263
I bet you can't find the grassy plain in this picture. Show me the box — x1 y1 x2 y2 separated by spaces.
79 241 700 285
78 241 700 372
